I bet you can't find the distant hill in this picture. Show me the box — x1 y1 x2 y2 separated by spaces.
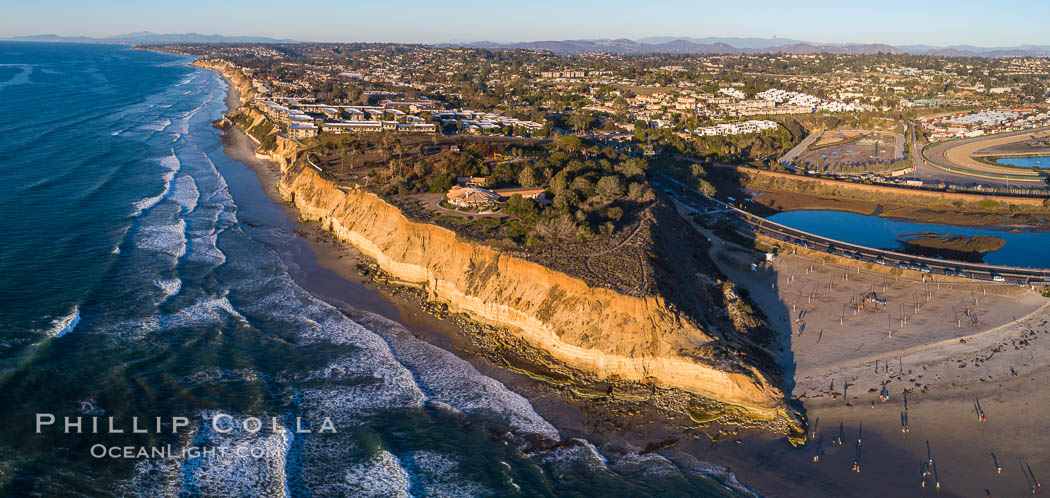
439 38 1050 57
637 36 807 49
6 32 299 44
768 43 906 55
440 39 741 55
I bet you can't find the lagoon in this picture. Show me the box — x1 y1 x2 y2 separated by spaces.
767 210 1050 268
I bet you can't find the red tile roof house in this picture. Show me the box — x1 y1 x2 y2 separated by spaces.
445 186 502 209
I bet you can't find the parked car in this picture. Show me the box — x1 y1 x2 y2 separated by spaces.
992 274 1006 282
875 257 887 265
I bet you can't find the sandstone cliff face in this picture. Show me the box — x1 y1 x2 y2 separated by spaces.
193 59 256 102
277 160 784 414
201 63 789 420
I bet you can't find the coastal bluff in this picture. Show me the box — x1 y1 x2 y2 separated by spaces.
195 60 794 429
277 157 786 414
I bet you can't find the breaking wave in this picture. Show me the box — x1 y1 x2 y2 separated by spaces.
131 150 180 216
46 306 80 338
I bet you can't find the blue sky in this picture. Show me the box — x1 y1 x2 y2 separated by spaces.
6 0 1050 47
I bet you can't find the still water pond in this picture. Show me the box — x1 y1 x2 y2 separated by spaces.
766 210 1050 268
996 156 1050 168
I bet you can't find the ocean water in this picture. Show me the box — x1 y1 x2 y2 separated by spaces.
996 155 1050 168
0 42 742 496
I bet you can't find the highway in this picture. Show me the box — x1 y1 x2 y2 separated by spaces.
650 171 1050 286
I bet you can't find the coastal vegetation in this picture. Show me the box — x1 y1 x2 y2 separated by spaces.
898 232 1006 260
229 109 277 149
296 131 658 250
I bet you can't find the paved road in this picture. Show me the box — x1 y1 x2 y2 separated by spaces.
778 132 820 165
650 171 1050 286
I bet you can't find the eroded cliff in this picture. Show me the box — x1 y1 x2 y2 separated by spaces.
203 63 796 433
279 158 785 413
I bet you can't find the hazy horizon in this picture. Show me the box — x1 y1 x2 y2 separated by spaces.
6 0 1050 48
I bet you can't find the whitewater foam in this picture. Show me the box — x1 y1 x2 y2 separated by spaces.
131 149 181 216
46 306 80 338
339 450 410 498
140 118 172 132
184 234 227 266
402 451 491 496
351 309 561 440
153 277 182 299
176 411 292 497
134 218 187 260
162 294 246 330
169 175 199 213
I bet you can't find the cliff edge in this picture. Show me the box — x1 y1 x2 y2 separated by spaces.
197 60 799 437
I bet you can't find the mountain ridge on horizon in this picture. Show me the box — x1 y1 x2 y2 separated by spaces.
5 32 1050 57
442 37 1050 57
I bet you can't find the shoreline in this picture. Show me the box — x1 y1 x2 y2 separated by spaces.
205 67 773 494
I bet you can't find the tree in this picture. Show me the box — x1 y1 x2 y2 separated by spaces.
504 194 539 220
413 161 427 178
550 170 570 195
596 175 624 200
429 173 454 193
628 182 654 202
570 113 596 134
493 163 515 185
518 166 538 187
554 134 583 153
531 215 577 243
617 157 648 179
553 189 580 209
633 120 649 142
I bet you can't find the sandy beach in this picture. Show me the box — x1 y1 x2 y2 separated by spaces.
670 196 1050 496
